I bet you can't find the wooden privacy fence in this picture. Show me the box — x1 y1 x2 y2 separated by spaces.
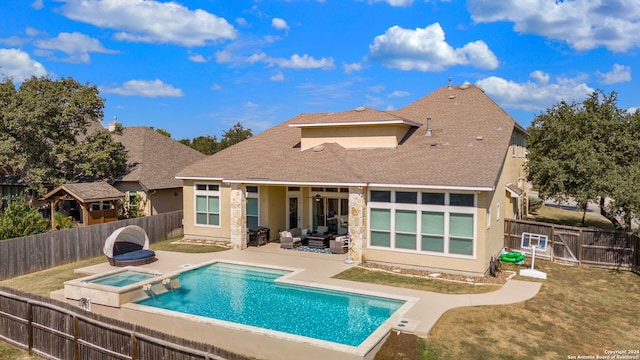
0 286 249 360
0 211 184 281
504 218 639 271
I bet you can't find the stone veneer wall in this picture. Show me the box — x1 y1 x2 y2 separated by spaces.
230 184 247 249
348 186 366 262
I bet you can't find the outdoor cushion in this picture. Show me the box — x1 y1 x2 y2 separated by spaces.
112 249 155 261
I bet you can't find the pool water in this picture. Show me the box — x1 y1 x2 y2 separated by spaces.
90 270 156 287
136 262 404 346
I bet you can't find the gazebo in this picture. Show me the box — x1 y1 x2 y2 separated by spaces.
42 182 125 227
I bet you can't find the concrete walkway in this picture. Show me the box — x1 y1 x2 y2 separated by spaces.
76 243 542 338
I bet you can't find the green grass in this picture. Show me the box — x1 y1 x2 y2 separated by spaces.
150 238 231 253
369 261 640 359
334 267 501 294
531 205 615 229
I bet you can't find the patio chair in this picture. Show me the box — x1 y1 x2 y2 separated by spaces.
279 231 302 249
330 236 348 254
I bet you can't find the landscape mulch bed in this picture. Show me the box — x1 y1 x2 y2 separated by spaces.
360 262 515 285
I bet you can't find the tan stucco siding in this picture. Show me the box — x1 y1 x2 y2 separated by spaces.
300 125 409 150
149 188 183 214
263 186 286 241
365 248 487 275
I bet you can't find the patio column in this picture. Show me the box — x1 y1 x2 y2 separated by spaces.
230 184 247 249
348 186 366 263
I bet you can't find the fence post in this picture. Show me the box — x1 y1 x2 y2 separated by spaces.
550 224 555 262
131 334 139 360
578 229 583 265
27 302 33 354
74 315 80 360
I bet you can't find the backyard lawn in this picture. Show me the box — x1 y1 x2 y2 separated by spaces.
370 260 640 360
1 237 638 360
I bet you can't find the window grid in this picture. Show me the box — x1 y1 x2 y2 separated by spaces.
368 190 476 258
195 183 220 227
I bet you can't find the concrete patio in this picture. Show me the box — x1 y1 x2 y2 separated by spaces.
57 243 542 360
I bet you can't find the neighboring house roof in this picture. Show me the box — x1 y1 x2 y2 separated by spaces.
42 181 125 203
112 127 207 191
177 85 524 190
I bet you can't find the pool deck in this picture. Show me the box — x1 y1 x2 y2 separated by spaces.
63 243 542 360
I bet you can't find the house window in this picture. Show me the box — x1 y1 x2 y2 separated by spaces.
369 190 476 257
370 208 391 247
421 211 444 252
246 186 259 228
195 183 220 226
449 213 474 255
395 210 417 250
450 193 474 207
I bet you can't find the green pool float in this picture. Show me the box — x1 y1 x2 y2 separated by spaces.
500 252 526 263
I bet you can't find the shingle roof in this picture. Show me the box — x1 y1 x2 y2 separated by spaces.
42 181 124 202
112 127 206 191
177 85 523 189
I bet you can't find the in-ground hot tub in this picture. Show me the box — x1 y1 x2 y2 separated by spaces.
64 267 180 308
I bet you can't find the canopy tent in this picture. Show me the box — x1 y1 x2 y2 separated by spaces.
103 225 150 259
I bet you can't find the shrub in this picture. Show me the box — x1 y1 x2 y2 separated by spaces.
528 196 543 214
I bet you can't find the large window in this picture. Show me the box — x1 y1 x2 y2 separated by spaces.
368 190 476 257
195 184 220 226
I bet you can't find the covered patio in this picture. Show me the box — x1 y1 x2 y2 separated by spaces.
227 183 366 260
42 181 125 227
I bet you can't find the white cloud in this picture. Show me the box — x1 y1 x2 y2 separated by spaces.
210 84 222 91
215 50 234 63
270 72 285 81
0 48 48 81
468 0 640 52
365 0 413 6
530 70 550 84
34 32 119 63
247 51 335 70
343 62 362 74
368 23 498 71
388 90 410 98
476 75 594 112
236 18 249 27
244 101 258 108
596 64 631 84
272 18 289 32
101 79 184 97
60 0 238 47
31 0 44 10
188 52 208 63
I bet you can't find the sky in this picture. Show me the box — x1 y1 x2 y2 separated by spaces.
1 0 639 140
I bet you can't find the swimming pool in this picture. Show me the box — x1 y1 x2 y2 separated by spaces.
136 262 405 347
89 270 157 287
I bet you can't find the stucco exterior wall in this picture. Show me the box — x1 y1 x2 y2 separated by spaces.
300 125 409 151
149 188 183 214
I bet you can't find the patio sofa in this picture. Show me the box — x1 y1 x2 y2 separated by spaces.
279 227 309 249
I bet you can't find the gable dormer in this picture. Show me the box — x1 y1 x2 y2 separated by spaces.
289 107 420 151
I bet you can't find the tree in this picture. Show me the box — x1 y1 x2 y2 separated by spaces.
150 127 171 137
219 122 252 150
0 198 49 240
0 76 128 196
180 123 252 155
526 91 640 230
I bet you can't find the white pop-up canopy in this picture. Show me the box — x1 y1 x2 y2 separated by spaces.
103 225 150 258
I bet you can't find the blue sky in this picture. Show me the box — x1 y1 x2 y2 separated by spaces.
1 0 638 140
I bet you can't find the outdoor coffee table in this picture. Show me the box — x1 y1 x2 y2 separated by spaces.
307 234 330 249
